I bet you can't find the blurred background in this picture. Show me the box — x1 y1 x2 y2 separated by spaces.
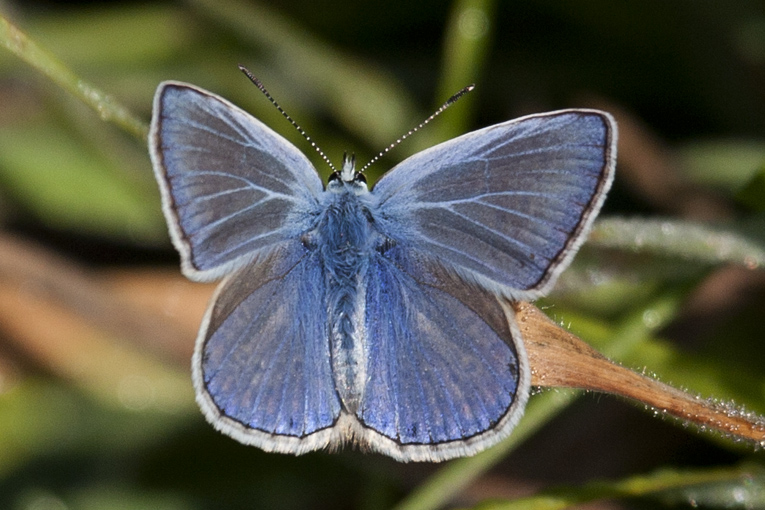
0 0 764 509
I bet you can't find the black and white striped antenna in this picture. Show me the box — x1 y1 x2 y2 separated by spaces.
358 84 475 174
239 65 338 174
241 64 474 177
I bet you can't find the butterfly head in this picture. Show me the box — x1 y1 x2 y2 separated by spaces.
328 152 367 194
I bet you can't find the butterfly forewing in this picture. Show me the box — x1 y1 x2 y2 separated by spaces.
150 83 324 281
372 110 616 300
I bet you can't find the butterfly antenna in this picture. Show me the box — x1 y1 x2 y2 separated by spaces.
358 84 475 174
239 65 338 173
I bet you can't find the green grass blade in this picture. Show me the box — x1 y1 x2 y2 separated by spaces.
431 0 496 142
467 464 765 510
590 217 765 268
0 13 148 141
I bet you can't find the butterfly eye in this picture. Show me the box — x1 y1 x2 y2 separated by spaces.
328 171 342 183
354 173 367 184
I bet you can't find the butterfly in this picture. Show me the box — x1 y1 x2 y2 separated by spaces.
149 75 617 462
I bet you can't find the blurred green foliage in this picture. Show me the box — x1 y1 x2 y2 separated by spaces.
1 0 765 509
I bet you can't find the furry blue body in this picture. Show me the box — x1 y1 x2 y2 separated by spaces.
317 180 377 413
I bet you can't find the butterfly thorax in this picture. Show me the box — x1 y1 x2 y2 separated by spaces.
318 180 378 413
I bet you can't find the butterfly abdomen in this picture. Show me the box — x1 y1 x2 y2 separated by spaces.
318 189 380 413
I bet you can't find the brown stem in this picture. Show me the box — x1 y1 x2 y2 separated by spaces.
514 301 765 444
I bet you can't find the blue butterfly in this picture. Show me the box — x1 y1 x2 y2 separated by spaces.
149 77 616 462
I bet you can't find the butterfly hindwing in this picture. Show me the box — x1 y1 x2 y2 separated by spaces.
193 242 342 454
356 247 529 462
372 110 616 299
150 83 324 281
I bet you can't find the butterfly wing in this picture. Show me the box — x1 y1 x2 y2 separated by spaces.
193 242 343 454
150 82 324 281
372 109 616 300
353 246 529 462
